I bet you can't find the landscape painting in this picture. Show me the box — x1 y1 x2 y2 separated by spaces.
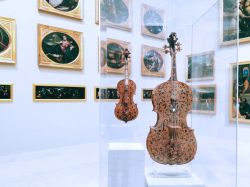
192 85 216 114
186 51 214 81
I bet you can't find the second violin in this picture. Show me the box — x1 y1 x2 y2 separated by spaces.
114 49 138 123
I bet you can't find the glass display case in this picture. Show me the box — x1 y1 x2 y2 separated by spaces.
99 0 238 187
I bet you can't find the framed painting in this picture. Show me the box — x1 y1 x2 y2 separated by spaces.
220 0 238 45
100 0 132 31
95 0 99 25
141 4 166 40
229 61 250 124
106 38 131 74
0 17 16 64
186 51 215 82
0 84 13 102
141 45 165 77
191 85 216 114
142 88 153 101
38 24 83 70
33 84 86 102
38 0 83 20
99 40 107 74
94 87 119 101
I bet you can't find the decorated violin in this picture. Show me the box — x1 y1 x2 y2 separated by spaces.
146 33 197 165
114 49 138 123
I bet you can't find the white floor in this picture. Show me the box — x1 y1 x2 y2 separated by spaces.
0 144 99 187
0 140 248 187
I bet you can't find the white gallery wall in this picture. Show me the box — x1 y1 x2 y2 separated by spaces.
0 0 99 155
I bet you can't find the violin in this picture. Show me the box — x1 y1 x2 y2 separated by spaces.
114 49 138 123
146 33 197 165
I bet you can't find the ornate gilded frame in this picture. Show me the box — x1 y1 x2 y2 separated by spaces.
101 0 132 31
0 83 13 102
0 17 16 64
95 0 99 25
106 38 131 75
33 84 86 102
141 88 153 101
94 87 119 102
219 0 239 46
38 24 83 70
38 0 83 20
229 61 250 124
99 40 107 74
141 45 166 77
141 4 166 40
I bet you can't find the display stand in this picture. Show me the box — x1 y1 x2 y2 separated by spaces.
145 166 205 187
108 143 145 187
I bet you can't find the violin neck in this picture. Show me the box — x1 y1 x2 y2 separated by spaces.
170 49 177 81
125 58 129 86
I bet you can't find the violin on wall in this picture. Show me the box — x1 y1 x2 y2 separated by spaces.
146 33 197 165
114 49 138 123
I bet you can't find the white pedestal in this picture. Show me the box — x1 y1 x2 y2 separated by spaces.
108 143 145 187
145 167 205 187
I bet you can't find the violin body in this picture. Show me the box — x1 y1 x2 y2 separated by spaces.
115 79 138 123
146 81 197 165
146 32 197 165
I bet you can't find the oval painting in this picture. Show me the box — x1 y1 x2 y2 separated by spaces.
107 43 125 69
144 50 163 72
144 10 163 35
101 0 129 24
42 32 79 64
0 26 10 54
46 0 79 12
100 47 107 67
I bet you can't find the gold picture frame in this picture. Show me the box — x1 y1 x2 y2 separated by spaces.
230 61 250 124
186 51 215 82
106 38 131 75
38 24 83 70
99 40 107 74
219 0 239 46
33 84 86 102
191 84 216 114
0 83 13 102
142 88 153 101
141 45 165 77
0 16 16 64
38 0 83 20
94 87 119 102
100 0 132 31
141 4 166 40
95 0 99 25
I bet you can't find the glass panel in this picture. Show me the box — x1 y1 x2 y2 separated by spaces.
99 0 237 186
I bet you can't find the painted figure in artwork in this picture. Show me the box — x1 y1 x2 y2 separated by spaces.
42 32 79 64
